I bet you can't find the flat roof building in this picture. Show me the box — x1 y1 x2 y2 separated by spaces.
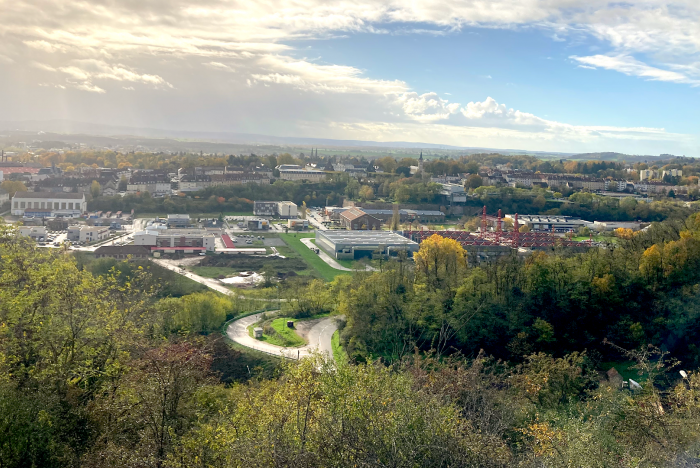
166 214 191 228
134 229 216 252
279 169 326 182
505 215 590 232
315 230 419 260
11 192 86 217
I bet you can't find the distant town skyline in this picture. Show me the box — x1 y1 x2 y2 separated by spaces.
1 0 698 156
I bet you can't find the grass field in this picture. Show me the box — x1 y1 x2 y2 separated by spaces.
572 235 617 242
332 330 348 364
279 233 351 282
248 316 307 347
191 266 239 278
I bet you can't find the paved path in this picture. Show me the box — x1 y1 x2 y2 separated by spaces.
300 237 353 271
226 313 340 360
151 258 237 296
300 237 376 272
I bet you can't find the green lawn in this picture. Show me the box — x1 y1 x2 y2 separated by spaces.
332 330 348 364
249 316 307 347
279 233 351 282
191 266 238 278
600 361 647 383
572 235 617 243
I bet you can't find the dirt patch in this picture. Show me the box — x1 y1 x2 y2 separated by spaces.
293 318 324 342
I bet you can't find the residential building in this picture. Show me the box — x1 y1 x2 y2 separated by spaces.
11 192 86 217
663 169 683 178
639 169 656 181
178 173 270 192
279 169 326 182
440 183 467 204
127 172 171 194
67 226 110 243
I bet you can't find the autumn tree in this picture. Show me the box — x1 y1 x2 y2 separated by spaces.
413 234 467 290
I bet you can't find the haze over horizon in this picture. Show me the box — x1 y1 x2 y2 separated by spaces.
1 0 699 156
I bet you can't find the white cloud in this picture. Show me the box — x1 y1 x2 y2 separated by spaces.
250 56 407 94
204 61 235 71
73 82 105 93
571 54 700 86
0 0 698 152
398 92 460 121
23 40 65 53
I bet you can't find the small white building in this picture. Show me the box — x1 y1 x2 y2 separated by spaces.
11 192 86 217
67 226 110 243
18 226 47 240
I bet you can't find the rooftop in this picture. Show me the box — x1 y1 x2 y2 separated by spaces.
13 192 85 199
317 230 419 247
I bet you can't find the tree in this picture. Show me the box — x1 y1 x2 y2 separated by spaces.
390 204 400 231
395 166 411 177
0 180 27 197
172 291 231 334
359 185 374 201
90 180 102 198
466 174 483 189
519 224 531 233
118 177 128 191
413 234 467 290
668 189 676 198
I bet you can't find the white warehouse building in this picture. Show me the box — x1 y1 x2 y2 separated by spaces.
11 192 87 217
134 229 217 252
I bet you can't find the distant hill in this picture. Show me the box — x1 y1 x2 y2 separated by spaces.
0 119 573 157
567 152 689 163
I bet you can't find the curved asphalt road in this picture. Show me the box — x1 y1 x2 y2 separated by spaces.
226 313 340 361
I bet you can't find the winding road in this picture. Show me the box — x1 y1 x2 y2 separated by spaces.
226 312 340 360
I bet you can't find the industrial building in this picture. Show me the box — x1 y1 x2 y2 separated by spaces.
315 230 419 260
166 214 191 228
134 229 216 252
11 192 87 217
505 215 590 233
288 219 309 230
339 208 382 230
247 219 270 230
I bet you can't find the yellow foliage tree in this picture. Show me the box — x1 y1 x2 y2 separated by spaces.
614 227 635 239
413 234 467 289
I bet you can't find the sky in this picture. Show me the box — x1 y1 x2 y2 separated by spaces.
0 0 699 155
